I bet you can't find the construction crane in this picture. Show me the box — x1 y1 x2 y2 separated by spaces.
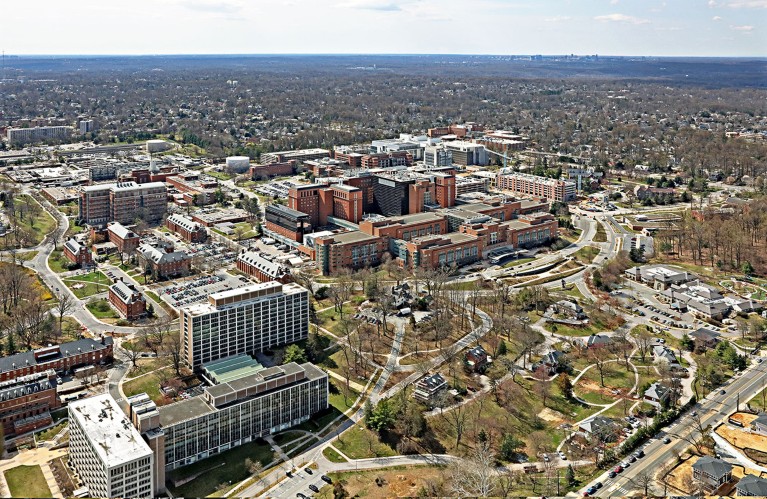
486 147 515 169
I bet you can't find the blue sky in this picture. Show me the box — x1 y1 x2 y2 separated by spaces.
2 0 765 56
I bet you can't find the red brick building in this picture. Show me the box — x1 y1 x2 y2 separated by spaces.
360 151 413 168
166 214 208 243
459 212 558 250
249 161 296 180
288 183 363 226
63 238 93 267
236 251 291 283
0 370 59 438
359 212 447 241
403 233 483 270
315 231 387 275
108 280 147 320
137 243 191 279
107 222 141 254
0 337 114 383
264 204 312 243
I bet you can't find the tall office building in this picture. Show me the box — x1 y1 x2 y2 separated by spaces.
180 282 310 368
79 182 167 226
68 394 155 498
128 361 328 473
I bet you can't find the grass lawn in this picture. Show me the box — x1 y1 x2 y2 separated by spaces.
328 379 360 413
322 446 347 463
35 421 67 442
122 367 172 403
502 257 536 268
544 321 601 337
64 272 111 298
3 465 52 498
315 466 445 499
594 223 607 243
47 250 72 273
167 440 275 498
575 364 635 405
334 424 397 459
13 250 38 261
272 431 305 446
86 298 119 319
145 290 161 303
316 303 358 334
572 245 600 265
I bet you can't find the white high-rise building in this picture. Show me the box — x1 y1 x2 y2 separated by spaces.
68 394 155 498
7 126 73 146
180 282 310 368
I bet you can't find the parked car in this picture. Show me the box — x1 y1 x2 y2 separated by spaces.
663 437 671 444
607 470 617 479
321 475 332 483
613 465 623 473
304 468 313 475
309 484 319 493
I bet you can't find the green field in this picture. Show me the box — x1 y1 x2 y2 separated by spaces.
167 440 274 498
86 298 119 319
3 465 52 498
35 421 67 442
64 271 110 298
333 424 397 460
47 250 72 273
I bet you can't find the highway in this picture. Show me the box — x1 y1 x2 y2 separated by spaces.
588 360 767 497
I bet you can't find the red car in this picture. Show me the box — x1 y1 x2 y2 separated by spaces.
613 465 623 473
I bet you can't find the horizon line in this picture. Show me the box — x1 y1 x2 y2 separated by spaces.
3 53 767 59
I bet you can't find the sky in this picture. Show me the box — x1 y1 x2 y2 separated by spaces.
2 0 765 56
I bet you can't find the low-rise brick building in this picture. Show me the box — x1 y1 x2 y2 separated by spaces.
63 238 93 267
107 222 141 254
236 251 291 283
0 370 59 438
108 280 147 320
166 213 208 243
403 232 482 270
0 337 113 383
137 243 192 279
249 160 296 180
264 204 312 243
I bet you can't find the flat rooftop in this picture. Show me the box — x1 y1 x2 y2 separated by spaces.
69 394 153 467
157 396 216 427
202 354 264 384
323 230 378 244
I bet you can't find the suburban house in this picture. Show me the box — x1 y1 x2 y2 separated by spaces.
643 382 671 408
692 456 733 491
736 474 767 496
653 345 679 367
533 351 565 375
751 413 767 436
689 327 721 349
464 345 492 373
413 373 448 405
63 238 93 267
582 334 612 349
579 416 619 442
554 300 586 320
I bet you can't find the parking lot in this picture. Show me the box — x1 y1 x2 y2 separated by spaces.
156 272 251 308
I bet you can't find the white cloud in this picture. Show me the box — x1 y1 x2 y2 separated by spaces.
610 0 619 4
337 0 403 10
726 0 767 7
712 15 723 19
594 13 650 24
544 15 572 22
730 24 755 30
708 0 718 6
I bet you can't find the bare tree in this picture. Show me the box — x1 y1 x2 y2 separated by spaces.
631 471 656 496
164 333 184 376
446 443 496 497
121 341 142 369
54 292 75 338
635 328 654 363
440 402 469 449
